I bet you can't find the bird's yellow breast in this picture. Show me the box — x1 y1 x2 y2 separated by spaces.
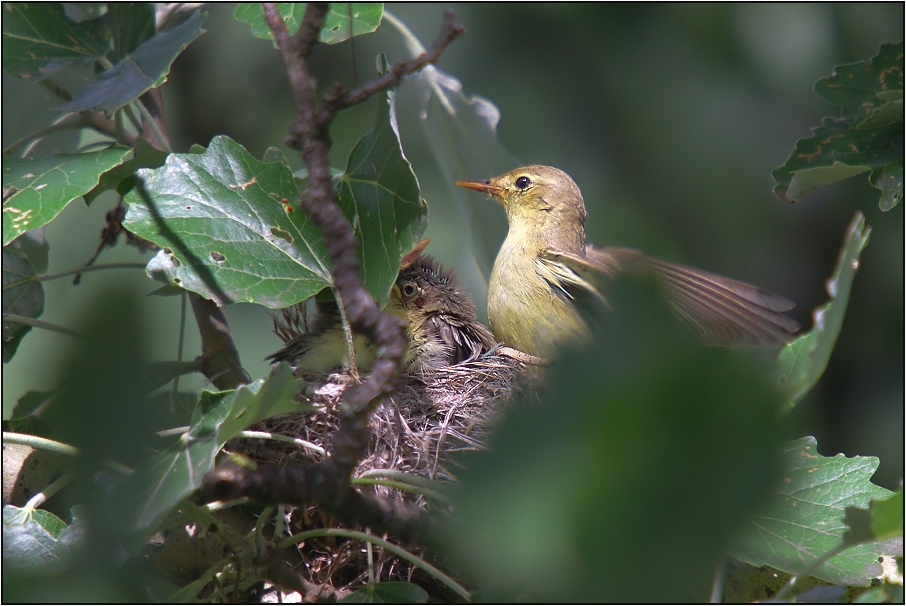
487 233 589 358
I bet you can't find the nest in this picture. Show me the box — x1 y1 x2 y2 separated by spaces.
230 350 533 500
220 305 544 599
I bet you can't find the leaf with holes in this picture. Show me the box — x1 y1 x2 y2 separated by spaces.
122 136 332 307
62 11 206 112
335 90 427 306
730 437 901 587
1 2 110 80
2 147 132 245
234 3 383 46
2 248 44 363
776 212 870 410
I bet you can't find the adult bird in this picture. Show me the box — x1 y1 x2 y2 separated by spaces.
457 165 799 358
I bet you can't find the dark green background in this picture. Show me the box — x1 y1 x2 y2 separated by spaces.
3 3 902 487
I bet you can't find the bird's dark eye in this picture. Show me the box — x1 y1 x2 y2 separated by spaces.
514 176 531 189
403 284 416 297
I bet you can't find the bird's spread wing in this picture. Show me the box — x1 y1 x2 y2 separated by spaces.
537 249 610 308
587 245 799 348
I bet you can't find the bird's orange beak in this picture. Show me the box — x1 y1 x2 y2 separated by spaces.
455 179 505 197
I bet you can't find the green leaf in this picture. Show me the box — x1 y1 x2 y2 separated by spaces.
122 135 332 307
335 90 427 306
2 146 132 245
84 3 156 64
2 505 85 576
2 248 44 363
234 3 383 46
5 226 48 273
340 581 429 603
772 118 903 205
119 363 313 532
776 212 870 409
1 2 111 80
62 11 206 112
387 15 517 281
870 490 904 541
844 489 905 545
854 587 889 603
730 437 900 587
84 138 168 205
444 287 782 602
814 43 904 128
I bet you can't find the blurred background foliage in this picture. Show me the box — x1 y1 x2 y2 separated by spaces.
3 3 902 490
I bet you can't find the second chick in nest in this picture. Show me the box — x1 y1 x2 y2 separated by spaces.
395 254 496 374
267 253 496 374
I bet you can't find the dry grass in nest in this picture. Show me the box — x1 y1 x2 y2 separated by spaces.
230 349 533 501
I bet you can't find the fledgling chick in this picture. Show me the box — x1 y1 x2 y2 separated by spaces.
394 254 497 374
266 250 495 374
265 297 380 372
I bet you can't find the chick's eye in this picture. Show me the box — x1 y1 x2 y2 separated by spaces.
402 284 416 297
514 176 531 189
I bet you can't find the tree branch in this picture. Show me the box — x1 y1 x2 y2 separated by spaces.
203 4 466 542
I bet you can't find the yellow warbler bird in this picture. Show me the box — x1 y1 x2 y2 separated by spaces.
457 165 799 358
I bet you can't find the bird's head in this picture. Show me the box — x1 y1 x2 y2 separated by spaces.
457 165 587 249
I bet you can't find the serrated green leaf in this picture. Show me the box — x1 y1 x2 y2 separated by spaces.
776 212 870 409
2 146 132 245
1 2 111 80
2 248 44 363
340 581 429 603
730 437 900 587
84 3 156 64
772 118 903 204
234 3 383 46
84 139 168 206
872 159 903 211
62 11 206 112
123 135 332 307
336 90 427 306
119 363 312 532
815 43 904 128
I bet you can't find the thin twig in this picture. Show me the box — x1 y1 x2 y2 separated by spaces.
2 315 84 338
37 262 147 281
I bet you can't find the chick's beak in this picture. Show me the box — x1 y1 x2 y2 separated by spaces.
455 178 505 197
